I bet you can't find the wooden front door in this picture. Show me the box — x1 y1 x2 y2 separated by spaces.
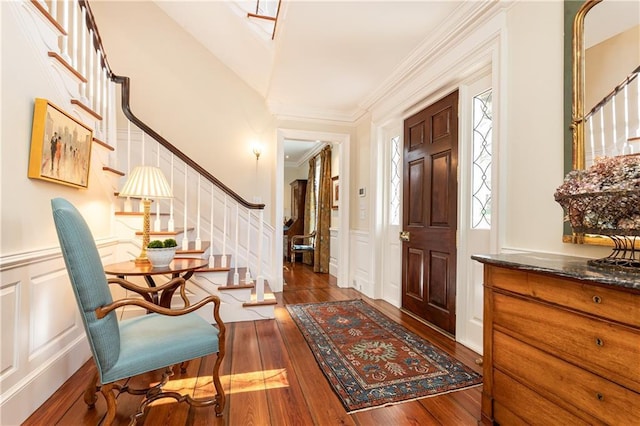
401 90 458 335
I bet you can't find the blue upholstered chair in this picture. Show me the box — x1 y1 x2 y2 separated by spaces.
51 198 225 424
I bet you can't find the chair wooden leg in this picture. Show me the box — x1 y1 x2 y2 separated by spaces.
101 383 118 426
212 353 225 417
84 371 99 407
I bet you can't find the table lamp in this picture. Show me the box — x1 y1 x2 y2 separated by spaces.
119 165 173 264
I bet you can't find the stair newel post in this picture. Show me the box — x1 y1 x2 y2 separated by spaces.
233 203 239 285
221 196 227 268
182 163 189 251
124 121 132 212
139 133 145 213
245 209 251 284
154 143 161 231
60 0 71 63
195 175 202 250
256 209 264 302
168 154 175 232
208 182 215 267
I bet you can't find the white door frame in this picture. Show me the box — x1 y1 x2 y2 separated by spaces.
275 128 351 290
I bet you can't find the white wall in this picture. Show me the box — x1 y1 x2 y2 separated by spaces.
502 1 608 259
90 1 276 223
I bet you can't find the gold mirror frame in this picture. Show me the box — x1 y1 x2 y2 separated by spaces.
571 0 602 172
565 0 639 246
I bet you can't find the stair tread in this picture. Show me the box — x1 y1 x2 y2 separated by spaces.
136 227 195 236
195 254 231 272
115 211 170 216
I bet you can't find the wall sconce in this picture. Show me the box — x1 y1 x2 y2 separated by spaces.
253 146 262 161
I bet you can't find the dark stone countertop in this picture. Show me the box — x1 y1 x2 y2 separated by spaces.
471 252 640 292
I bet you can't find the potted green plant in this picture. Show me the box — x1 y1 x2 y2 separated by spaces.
146 238 178 267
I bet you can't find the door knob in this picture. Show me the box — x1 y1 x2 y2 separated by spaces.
399 231 410 242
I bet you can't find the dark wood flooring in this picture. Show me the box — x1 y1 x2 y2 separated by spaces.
23 263 482 425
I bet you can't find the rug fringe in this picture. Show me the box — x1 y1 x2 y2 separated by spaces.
345 383 483 414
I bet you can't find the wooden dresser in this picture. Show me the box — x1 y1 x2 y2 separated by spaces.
473 253 640 425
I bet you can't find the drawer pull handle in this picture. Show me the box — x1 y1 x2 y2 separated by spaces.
596 392 604 401
595 338 604 347
592 295 602 304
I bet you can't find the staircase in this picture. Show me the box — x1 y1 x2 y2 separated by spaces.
584 66 640 167
26 0 276 323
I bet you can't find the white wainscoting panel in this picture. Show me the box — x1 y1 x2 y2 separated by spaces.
350 230 372 298
1 280 19 379
329 228 339 278
0 240 117 426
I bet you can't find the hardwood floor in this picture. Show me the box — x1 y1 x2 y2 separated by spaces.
23 264 482 425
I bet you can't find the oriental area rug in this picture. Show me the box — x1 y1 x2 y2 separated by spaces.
287 299 482 412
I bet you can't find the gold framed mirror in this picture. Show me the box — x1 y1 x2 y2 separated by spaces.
564 0 640 245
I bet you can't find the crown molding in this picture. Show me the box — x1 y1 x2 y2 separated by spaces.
267 99 366 125
359 1 504 113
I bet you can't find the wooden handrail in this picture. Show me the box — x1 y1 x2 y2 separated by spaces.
79 0 264 210
585 66 640 121
112 75 264 210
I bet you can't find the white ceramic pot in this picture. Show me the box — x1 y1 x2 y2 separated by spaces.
146 247 177 267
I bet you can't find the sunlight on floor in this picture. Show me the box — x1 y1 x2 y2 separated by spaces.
148 368 291 406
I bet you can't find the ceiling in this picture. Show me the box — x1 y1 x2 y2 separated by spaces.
153 1 484 159
154 1 478 116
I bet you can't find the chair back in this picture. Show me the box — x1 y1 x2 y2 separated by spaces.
51 198 120 378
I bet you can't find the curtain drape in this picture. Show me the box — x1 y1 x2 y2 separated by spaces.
314 146 331 273
303 158 316 265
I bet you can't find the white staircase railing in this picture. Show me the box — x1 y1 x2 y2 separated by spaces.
35 0 273 297
585 66 640 167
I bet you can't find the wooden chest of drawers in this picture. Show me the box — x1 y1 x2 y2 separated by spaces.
478 260 640 425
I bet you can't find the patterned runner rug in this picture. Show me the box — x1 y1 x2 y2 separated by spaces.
287 299 482 412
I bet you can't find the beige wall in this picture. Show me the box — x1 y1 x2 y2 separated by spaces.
585 25 640 110
283 164 308 220
91 1 276 222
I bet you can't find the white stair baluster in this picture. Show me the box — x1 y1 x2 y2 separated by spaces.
139 133 146 212
195 175 202 250
245 209 251 283
50 0 58 23
88 33 94 108
80 7 88 103
71 0 78 69
208 182 215 267
182 163 189 250
61 0 71 62
257 209 264 301
233 203 239 285
221 196 227 268
124 121 132 212
154 143 161 231
168 154 175 231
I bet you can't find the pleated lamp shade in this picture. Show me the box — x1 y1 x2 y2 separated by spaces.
119 166 172 199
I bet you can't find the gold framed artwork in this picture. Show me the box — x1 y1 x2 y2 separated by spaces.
28 98 93 189
332 175 339 210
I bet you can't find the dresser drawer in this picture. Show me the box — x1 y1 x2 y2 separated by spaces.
493 292 640 392
493 370 596 426
486 266 640 328
493 330 640 425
